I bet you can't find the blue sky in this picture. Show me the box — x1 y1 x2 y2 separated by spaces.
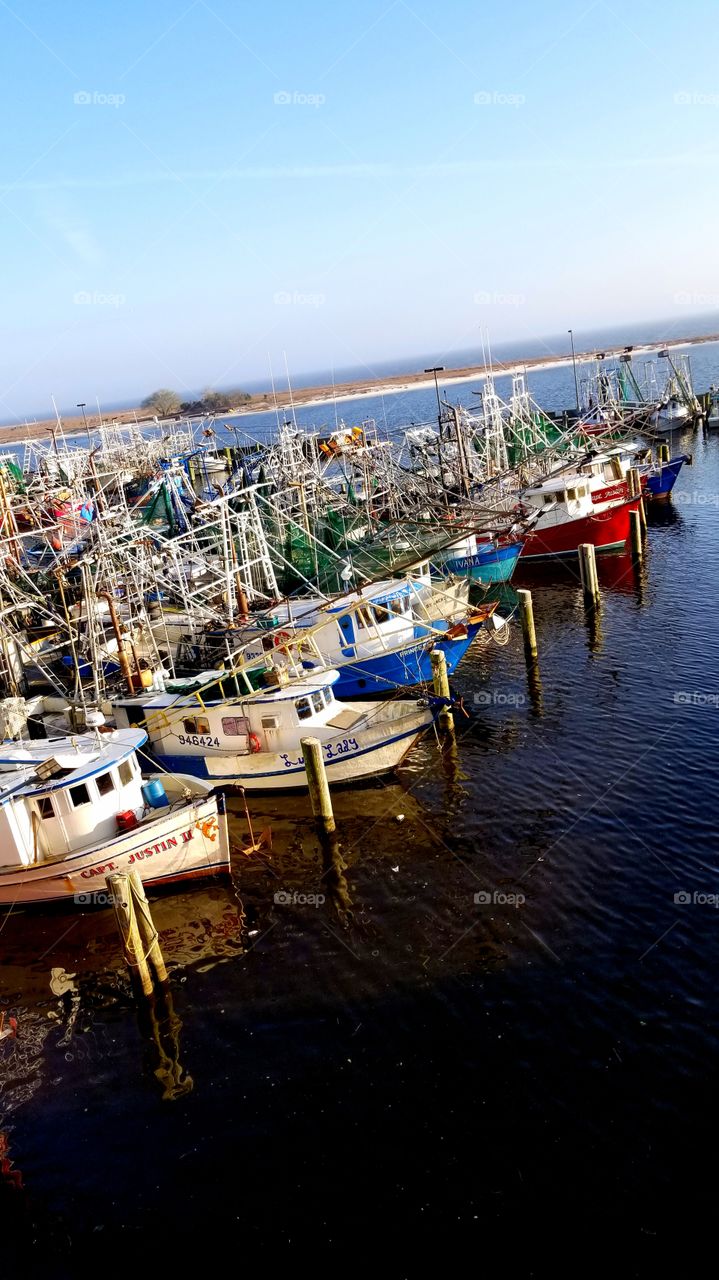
1 0 718 418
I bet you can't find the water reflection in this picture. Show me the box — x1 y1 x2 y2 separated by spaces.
319 831 354 925
136 986 193 1102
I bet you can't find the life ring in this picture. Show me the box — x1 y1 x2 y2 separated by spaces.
273 630 292 649
248 732 262 754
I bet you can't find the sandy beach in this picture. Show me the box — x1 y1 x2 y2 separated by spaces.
1 332 716 446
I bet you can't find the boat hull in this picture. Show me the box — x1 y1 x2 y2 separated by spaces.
520 496 641 560
644 456 687 500
0 796 230 907
151 704 437 792
439 540 523 584
333 621 482 697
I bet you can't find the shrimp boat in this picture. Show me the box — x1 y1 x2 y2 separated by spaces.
112 670 442 792
0 728 230 906
175 576 492 699
433 533 524 584
573 445 689 504
580 444 689 502
654 397 691 429
519 475 641 559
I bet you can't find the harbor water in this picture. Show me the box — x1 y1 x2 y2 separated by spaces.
2 357 719 1265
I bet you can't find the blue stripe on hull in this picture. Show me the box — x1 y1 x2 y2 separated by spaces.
150 719 436 789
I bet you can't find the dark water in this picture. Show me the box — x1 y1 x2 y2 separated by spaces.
3 405 719 1265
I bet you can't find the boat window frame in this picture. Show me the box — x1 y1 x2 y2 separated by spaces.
295 697 313 721
182 715 210 736
96 771 115 797
69 782 91 808
221 715 250 736
118 760 134 787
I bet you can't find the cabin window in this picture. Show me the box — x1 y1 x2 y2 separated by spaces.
311 691 324 713
295 697 312 721
355 607 372 630
38 796 55 820
543 494 553 505
391 599 404 616
96 772 115 796
118 760 133 786
70 783 91 807
261 715 279 730
222 716 250 736
373 604 390 625
182 716 210 736
567 488 576 501
324 688 334 706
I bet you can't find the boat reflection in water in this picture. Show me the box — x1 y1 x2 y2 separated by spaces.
514 548 641 598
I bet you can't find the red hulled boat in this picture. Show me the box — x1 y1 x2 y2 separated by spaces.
520 473 642 560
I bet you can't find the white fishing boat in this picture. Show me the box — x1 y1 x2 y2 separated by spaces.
654 397 690 429
0 728 230 906
112 670 441 791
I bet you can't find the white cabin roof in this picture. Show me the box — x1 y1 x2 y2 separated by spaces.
524 473 587 496
0 727 146 802
117 670 341 711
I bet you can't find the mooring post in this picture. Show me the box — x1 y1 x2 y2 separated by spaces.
301 736 336 836
578 542 600 607
628 467 647 533
106 872 153 997
430 649 454 732
517 588 538 660
128 869 168 985
629 509 643 560
657 442 670 464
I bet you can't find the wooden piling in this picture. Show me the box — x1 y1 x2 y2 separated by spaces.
628 467 647 533
629 509 643 560
578 542 600 606
106 872 153 997
128 870 168 985
301 736 336 835
517 589 538 659
430 649 454 731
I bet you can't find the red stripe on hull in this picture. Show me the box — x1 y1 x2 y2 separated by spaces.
521 496 641 560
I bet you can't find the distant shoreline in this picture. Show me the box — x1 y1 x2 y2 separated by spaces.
2 332 717 446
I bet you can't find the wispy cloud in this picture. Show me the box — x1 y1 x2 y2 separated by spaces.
37 199 104 265
2 148 719 196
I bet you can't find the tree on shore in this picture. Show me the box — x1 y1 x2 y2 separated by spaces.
180 387 252 414
141 388 182 417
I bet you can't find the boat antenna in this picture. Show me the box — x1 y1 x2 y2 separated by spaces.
268 354 282 433
283 351 298 428
331 366 339 430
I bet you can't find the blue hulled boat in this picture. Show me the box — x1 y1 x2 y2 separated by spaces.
643 454 690 500
331 610 492 697
436 537 523 585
